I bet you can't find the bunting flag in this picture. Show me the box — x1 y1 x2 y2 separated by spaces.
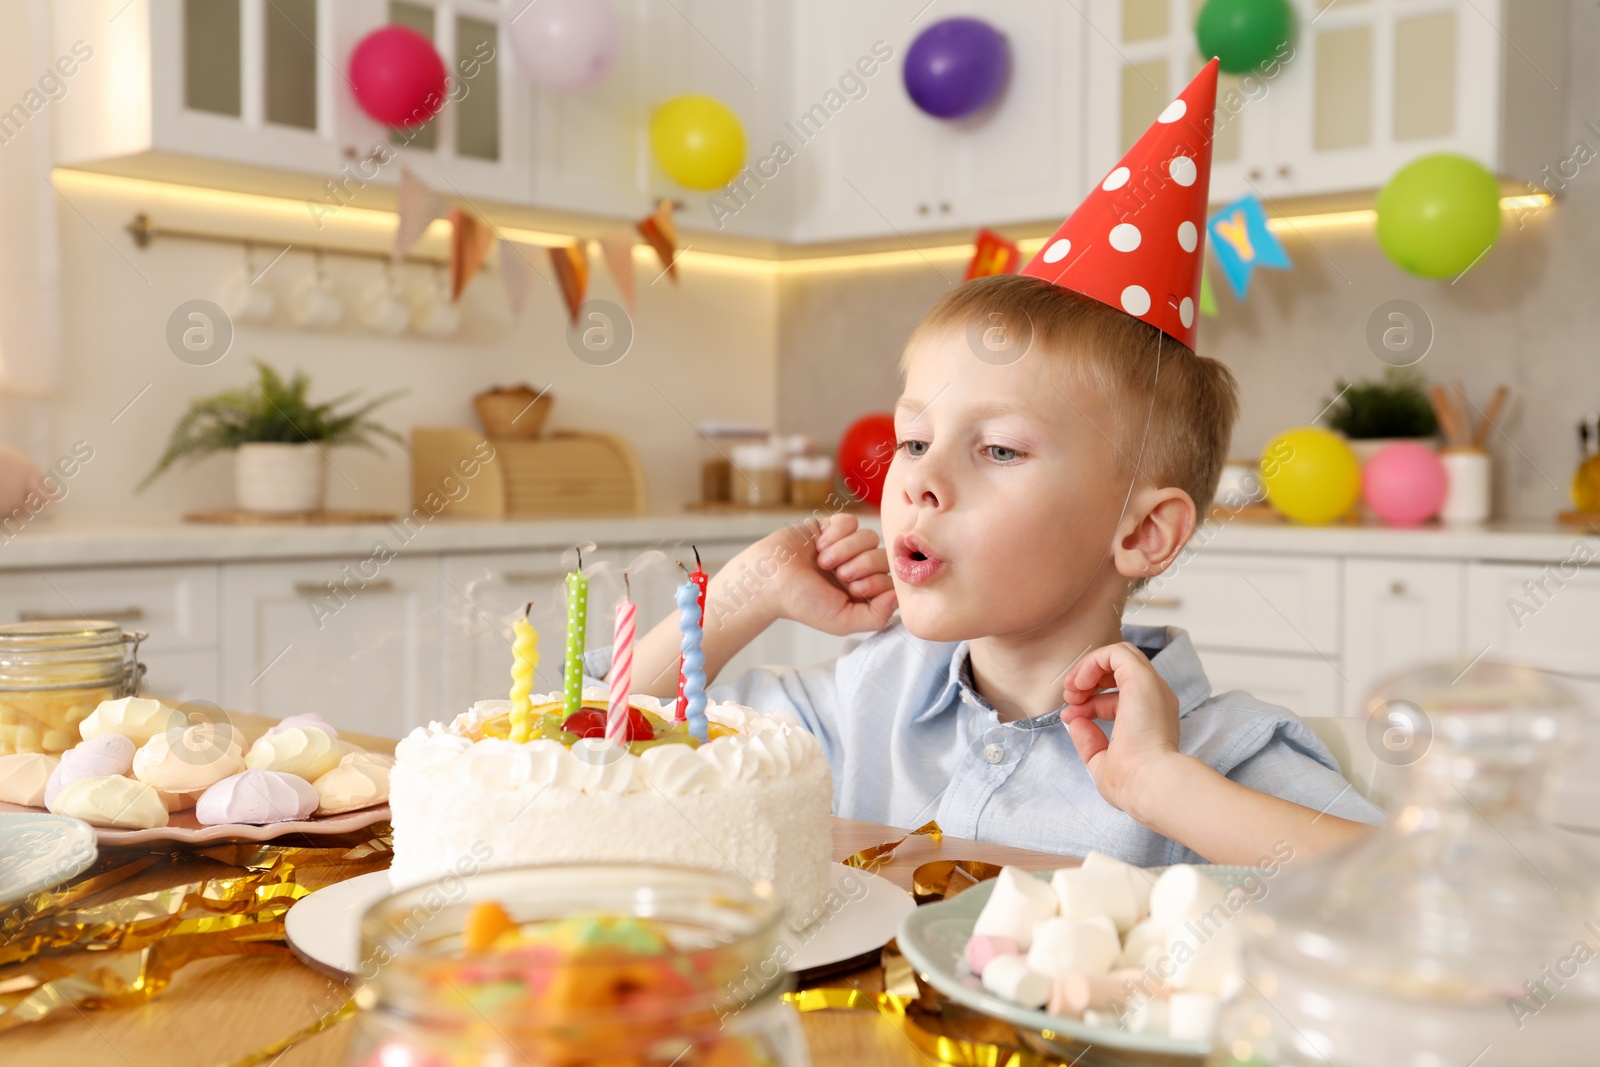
964 229 1020 280
449 207 493 301
636 199 680 282
393 168 446 262
499 238 538 318
598 232 637 309
549 242 589 324
1206 194 1290 300
1199 265 1218 317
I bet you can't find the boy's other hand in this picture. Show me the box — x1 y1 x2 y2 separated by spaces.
738 513 897 636
1060 642 1184 818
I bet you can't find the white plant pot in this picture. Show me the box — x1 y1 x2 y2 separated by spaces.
234 442 326 513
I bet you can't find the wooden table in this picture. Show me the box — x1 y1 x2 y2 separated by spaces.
0 716 1079 1067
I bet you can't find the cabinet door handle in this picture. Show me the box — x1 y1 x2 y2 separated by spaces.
18 607 145 622
1389 580 1407 596
1277 163 1292 178
916 203 930 215
294 580 396 597
1247 166 1263 181
1127 596 1182 610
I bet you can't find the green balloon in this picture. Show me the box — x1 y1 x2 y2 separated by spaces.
1376 153 1502 279
1196 0 1294 74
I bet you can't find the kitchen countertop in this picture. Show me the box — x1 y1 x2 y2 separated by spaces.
1 511 1597 570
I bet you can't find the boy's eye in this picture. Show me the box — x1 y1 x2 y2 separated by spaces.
899 439 930 457
986 445 1020 462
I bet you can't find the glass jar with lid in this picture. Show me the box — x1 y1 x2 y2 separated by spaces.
0 620 147 755
1209 659 1600 1067
344 863 810 1066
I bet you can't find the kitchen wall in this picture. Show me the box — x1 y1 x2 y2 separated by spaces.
11 176 779 522
776 5 1600 523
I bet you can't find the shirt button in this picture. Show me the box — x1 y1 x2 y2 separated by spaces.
982 742 1005 764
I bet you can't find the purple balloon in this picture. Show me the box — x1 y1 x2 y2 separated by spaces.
903 17 1010 120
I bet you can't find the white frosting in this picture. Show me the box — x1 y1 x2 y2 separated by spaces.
79 697 185 746
312 758 390 815
133 724 245 793
45 734 137 807
48 774 168 829
388 689 835 921
0 753 58 806
244 727 343 781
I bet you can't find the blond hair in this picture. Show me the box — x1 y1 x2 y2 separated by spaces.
904 274 1239 513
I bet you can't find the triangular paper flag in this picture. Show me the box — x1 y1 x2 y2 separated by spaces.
1199 265 1218 317
449 207 492 302
499 238 538 317
965 228 1021 280
1206 194 1290 300
549 243 589 324
393 168 446 262
1020 59 1219 348
636 199 680 283
598 232 636 309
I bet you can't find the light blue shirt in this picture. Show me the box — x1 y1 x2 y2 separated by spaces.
583 624 1384 866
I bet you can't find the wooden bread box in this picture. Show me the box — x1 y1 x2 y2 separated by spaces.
410 428 646 519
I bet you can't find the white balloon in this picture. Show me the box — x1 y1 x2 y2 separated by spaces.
508 0 622 92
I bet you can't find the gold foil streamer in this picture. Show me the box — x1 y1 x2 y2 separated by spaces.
0 828 391 1032
216 995 360 1067
841 819 943 872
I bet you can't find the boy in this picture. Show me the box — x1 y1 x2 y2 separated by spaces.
597 60 1382 866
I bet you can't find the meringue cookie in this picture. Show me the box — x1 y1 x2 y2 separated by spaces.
44 734 136 807
339 749 394 770
79 697 185 746
0 753 59 806
312 758 390 815
48 774 168 829
244 727 342 781
157 788 203 812
196 769 319 825
266 713 339 740
133 724 245 793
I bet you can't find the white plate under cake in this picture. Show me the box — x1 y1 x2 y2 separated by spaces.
389 688 836 923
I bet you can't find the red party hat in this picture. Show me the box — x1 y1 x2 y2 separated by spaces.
1020 59 1219 349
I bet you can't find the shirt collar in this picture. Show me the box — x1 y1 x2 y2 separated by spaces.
919 625 1212 725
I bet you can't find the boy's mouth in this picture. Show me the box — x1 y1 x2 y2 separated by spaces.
892 533 947 586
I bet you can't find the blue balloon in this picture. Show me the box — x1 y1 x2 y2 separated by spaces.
903 17 1010 120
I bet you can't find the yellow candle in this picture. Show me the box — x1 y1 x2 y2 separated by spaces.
509 604 539 743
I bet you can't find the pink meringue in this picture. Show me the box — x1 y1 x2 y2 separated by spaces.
195 769 319 825
44 734 136 807
0 752 58 806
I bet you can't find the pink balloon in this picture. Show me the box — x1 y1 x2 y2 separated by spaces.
508 0 622 91
1362 441 1447 526
349 25 447 128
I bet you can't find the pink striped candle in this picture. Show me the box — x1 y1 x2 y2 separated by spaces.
605 585 637 746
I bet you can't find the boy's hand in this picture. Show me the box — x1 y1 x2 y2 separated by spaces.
1060 642 1184 818
729 513 897 636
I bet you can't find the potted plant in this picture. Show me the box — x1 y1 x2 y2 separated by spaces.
140 361 404 513
1322 367 1440 463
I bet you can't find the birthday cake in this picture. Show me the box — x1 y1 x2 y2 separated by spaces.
388 688 836 922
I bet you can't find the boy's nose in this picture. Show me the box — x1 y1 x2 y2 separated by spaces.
901 460 946 510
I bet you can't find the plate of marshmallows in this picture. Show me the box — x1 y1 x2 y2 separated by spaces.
897 853 1257 1059
0 697 390 846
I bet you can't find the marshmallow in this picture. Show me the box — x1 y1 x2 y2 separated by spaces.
1047 968 1164 1017
1118 917 1168 970
1082 850 1154 922
1125 996 1169 1035
1026 915 1120 981
1052 860 1139 933
1162 919 1241 996
963 934 1019 978
44 734 136 807
133 724 244 793
48 774 168 829
244 727 342 781
1149 865 1227 926
1167 992 1221 1041
980 954 1050 1009
267 713 339 739
196 769 319 825
0 753 58 806
79 697 184 746
972 867 1057 949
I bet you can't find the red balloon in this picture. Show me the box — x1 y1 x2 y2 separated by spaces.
838 414 897 508
349 25 447 128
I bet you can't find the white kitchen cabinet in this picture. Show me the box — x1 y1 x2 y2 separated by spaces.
1341 558 1465 715
1083 0 1567 204
1198 649 1341 718
791 0 1086 242
1463 559 1600 676
219 557 442 737
1125 553 1340 656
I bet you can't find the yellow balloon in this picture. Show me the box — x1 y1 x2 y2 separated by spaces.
649 94 746 190
1259 427 1361 525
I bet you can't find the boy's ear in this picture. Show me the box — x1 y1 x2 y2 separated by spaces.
1112 487 1196 580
